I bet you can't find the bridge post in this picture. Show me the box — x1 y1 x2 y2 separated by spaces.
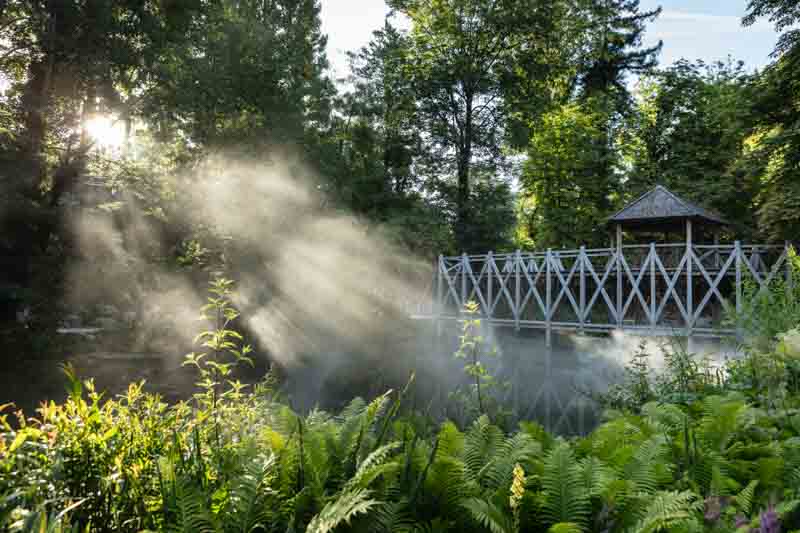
686 219 693 341
579 246 585 334
436 255 443 338
735 240 742 342
487 251 493 321
650 242 656 332
616 224 623 330
546 248 552 349
461 253 468 312
515 250 521 332
786 241 794 298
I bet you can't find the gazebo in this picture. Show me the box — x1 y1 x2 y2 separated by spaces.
607 185 728 254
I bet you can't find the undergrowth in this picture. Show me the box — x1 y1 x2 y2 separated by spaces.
3 273 800 532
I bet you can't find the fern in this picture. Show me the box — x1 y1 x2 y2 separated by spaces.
435 421 465 460
464 415 505 488
165 477 219 533
361 500 416 533
345 441 401 491
622 436 670 495
578 457 616 498
462 497 514 533
421 439 468 517
641 402 687 436
481 432 541 491
776 499 800 519
541 442 590 527
306 489 378 533
224 455 276 533
734 480 759 515
627 490 701 533
697 394 752 453
788 466 800 495
590 417 646 468
547 522 583 533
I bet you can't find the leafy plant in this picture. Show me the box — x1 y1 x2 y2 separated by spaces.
449 301 511 425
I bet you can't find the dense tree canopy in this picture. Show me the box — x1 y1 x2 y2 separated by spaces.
0 0 799 333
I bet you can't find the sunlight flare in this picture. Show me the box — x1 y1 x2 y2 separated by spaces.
84 114 126 149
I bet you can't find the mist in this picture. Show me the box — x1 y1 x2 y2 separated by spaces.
20 151 738 433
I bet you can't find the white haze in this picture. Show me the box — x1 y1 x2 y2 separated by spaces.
62 151 740 428
66 152 431 378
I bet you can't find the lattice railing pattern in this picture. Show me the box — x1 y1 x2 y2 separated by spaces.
434 242 792 337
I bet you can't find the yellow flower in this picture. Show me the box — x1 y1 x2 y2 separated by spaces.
510 463 526 511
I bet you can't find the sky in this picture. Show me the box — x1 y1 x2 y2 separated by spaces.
320 0 781 81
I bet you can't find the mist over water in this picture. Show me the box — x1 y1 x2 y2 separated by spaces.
7 152 740 433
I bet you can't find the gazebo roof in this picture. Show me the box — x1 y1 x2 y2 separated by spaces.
607 185 727 229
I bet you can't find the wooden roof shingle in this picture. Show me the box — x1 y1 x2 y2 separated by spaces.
608 185 727 227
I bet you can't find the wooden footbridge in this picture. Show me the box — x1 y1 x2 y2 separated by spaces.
423 186 794 346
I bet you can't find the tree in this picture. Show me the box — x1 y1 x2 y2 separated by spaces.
628 59 759 237
741 0 800 241
330 20 420 218
348 21 419 199
578 0 662 221
517 0 662 249
388 0 557 251
579 0 662 106
144 0 334 149
522 100 615 248
0 0 207 287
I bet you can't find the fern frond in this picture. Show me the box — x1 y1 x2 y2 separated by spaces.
628 490 701 533
483 432 541 491
623 436 670 495
461 497 514 533
345 441 401 491
734 480 758 515
225 454 276 533
697 395 752 453
548 522 583 533
641 402 687 436
364 500 415 533
306 489 377 533
590 417 645 468
166 477 218 533
788 466 800 494
776 499 800 518
464 415 505 488
578 457 616 498
541 442 590 527
435 421 465 460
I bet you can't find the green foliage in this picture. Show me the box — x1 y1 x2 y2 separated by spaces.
523 100 619 248
6 355 800 532
5 280 799 532
449 301 510 425
730 247 800 351
183 277 254 412
628 59 759 235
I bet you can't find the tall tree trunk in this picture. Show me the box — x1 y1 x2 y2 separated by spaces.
21 59 51 189
456 92 473 252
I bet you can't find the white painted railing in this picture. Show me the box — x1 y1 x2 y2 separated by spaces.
430 242 793 342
